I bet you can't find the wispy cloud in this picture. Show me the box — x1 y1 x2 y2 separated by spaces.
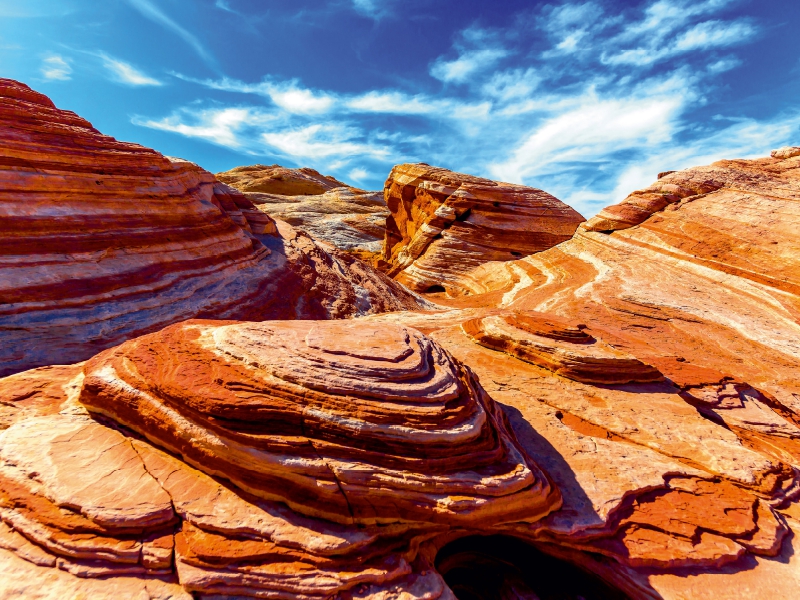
134 0 796 217
430 26 510 84
99 53 162 86
40 54 71 80
134 106 271 148
431 48 508 84
352 0 391 20
126 0 216 67
214 0 237 13
603 18 756 66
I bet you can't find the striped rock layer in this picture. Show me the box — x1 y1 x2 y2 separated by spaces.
221 164 390 259
462 311 664 384
381 163 585 294
0 320 560 599
359 149 800 598
0 79 422 376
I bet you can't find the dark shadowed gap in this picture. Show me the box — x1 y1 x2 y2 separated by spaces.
425 284 446 293
435 535 630 600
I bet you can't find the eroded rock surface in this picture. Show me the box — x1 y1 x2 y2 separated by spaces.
381 163 585 294
1 319 558 599
361 150 800 597
2 79 800 598
0 79 423 376
217 164 350 196
218 164 389 260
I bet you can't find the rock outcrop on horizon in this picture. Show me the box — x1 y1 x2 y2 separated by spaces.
2 77 800 600
380 163 586 294
0 79 424 377
219 164 390 261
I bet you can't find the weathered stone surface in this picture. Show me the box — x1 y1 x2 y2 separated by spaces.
3 82 800 599
217 164 349 196
462 311 663 384
0 79 424 377
78 319 558 527
360 150 800 596
218 164 389 259
380 163 585 295
1 319 557 599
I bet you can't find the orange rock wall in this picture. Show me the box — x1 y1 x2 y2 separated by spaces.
381 163 585 294
0 79 423 376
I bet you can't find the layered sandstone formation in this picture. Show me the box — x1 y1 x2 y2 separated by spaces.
3 75 800 599
0 79 422 376
363 149 800 598
462 311 664 384
381 163 585 294
1 319 559 599
219 164 389 260
217 164 349 196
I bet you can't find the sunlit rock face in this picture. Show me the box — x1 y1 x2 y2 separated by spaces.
0 79 423 376
1 320 559 599
220 163 391 260
380 163 585 295
3 75 800 599
362 150 800 598
217 164 351 196
462 311 664 384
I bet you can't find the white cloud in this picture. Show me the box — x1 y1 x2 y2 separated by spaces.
134 107 266 148
603 18 755 67
491 90 686 183
708 56 742 73
99 53 162 86
347 90 439 115
348 167 369 181
126 0 215 66
266 81 335 115
430 48 508 83
482 68 540 101
40 55 71 80
352 0 390 19
262 123 391 160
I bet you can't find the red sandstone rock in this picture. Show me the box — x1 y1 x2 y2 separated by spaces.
0 79 424 377
2 80 800 598
381 163 585 294
78 318 558 527
462 311 663 384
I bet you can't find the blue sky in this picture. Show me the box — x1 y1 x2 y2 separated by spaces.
1 0 799 217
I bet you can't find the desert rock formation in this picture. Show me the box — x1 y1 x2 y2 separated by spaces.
364 149 800 598
0 79 423 376
381 163 585 294
219 164 389 260
1 319 560 599
217 164 350 196
2 77 800 599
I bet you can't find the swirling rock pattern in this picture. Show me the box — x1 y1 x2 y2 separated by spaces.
79 319 558 528
0 319 557 599
381 163 585 294
0 79 423 377
362 150 800 597
462 311 664 384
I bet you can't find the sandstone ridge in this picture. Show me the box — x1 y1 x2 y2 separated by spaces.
2 76 800 599
381 163 586 295
0 79 423 376
220 164 389 259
